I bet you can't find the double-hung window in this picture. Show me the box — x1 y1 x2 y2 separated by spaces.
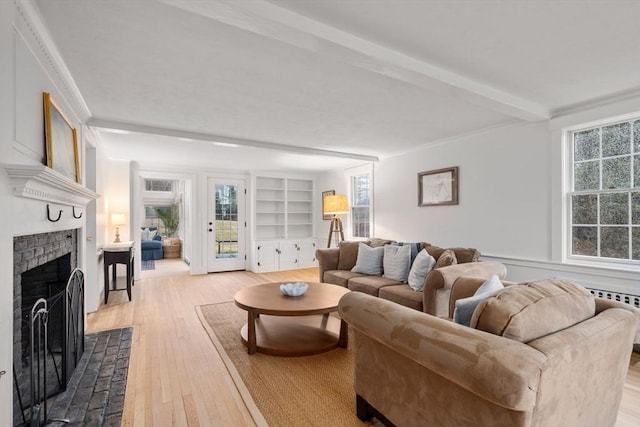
568 116 640 264
350 172 371 239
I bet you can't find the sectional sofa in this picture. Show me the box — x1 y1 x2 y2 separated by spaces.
316 239 506 317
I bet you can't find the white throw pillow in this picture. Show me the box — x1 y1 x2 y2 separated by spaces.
383 244 412 283
141 227 151 241
407 249 436 291
351 242 384 275
453 274 504 327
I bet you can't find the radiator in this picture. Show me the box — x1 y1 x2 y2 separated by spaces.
587 288 640 309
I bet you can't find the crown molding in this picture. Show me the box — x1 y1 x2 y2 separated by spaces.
13 0 91 122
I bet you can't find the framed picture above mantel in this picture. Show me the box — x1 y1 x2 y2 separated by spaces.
43 92 80 183
418 166 458 206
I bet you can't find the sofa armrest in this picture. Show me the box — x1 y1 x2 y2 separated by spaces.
339 292 545 411
423 261 507 316
315 248 339 282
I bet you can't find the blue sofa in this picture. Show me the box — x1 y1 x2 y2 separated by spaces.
141 227 163 260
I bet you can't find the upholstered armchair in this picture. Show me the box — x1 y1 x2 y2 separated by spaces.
339 279 639 427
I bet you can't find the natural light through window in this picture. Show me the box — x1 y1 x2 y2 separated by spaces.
351 173 371 238
568 116 640 265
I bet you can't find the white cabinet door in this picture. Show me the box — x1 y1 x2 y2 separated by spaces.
278 240 299 270
255 241 278 272
298 239 318 268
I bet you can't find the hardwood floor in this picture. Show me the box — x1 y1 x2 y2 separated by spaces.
87 261 640 426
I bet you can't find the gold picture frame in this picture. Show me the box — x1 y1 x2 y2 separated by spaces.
43 92 80 183
418 166 458 206
322 190 335 220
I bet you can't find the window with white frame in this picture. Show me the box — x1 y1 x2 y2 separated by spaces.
568 116 639 264
351 173 371 238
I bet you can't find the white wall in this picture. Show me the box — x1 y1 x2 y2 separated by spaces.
0 0 14 417
0 3 99 422
316 109 639 295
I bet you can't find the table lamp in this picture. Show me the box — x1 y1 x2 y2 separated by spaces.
111 213 125 243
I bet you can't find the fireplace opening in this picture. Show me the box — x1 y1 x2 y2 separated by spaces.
13 230 84 426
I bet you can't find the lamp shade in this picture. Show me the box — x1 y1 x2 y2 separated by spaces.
323 194 349 215
111 213 126 225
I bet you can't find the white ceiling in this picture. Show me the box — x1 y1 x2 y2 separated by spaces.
34 0 640 172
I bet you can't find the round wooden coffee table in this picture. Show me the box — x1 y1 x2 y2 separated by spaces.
234 282 350 356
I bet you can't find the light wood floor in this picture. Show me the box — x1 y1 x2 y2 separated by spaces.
87 260 640 426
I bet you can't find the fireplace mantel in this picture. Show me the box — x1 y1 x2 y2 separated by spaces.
4 164 100 206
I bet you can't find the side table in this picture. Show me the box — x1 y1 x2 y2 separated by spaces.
103 241 134 304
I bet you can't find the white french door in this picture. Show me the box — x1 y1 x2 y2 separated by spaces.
207 178 246 272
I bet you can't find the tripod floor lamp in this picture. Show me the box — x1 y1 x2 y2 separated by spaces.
323 194 349 248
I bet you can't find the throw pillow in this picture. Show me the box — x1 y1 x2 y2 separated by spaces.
351 242 384 275
434 249 458 269
392 242 422 264
337 241 367 270
383 244 412 283
141 227 151 241
407 249 437 291
453 274 504 327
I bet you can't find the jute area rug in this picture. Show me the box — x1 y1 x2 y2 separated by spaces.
196 302 373 427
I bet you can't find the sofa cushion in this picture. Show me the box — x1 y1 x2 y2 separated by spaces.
337 241 368 270
379 285 424 311
323 270 366 287
453 274 504 327
423 245 479 264
368 237 393 247
351 243 384 275
434 249 457 269
347 275 401 296
471 279 596 343
383 244 411 282
407 249 436 291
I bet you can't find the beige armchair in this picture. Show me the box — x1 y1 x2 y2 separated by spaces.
339 279 639 427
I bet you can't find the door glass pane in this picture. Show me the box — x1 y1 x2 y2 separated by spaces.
215 184 238 259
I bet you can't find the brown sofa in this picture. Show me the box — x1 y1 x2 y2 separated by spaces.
316 239 506 316
339 279 640 427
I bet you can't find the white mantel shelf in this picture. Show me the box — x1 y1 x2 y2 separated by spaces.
3 163 100 206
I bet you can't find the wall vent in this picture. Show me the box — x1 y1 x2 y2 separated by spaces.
587 289 640 308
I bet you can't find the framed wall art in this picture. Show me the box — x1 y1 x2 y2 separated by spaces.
43 92 80 183
418 166 458 206
322 190 335 220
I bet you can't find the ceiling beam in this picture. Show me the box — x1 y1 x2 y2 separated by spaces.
87 117 380 162
159 0 550 121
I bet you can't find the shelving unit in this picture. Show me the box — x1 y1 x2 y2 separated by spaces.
255 177 285 239
252 175 316 272
286 178 313 238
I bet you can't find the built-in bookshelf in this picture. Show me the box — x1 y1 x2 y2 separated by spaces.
255 176 286 239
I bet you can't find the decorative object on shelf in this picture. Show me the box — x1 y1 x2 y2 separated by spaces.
280 282 309 296
324 194 349 248
43 92 80 183
322 190 335 220
418 166 459 206
111 213 125 243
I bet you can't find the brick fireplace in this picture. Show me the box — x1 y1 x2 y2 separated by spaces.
12 229 80 425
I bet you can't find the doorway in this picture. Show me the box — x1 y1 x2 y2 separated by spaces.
207 178 246 272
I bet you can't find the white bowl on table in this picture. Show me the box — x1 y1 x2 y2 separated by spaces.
280 282 309 297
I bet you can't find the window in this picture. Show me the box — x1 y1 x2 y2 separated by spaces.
145 179 174 192
351 173 371 238
568 116 639 264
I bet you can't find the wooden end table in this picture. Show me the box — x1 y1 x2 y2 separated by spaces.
234 282 350 356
